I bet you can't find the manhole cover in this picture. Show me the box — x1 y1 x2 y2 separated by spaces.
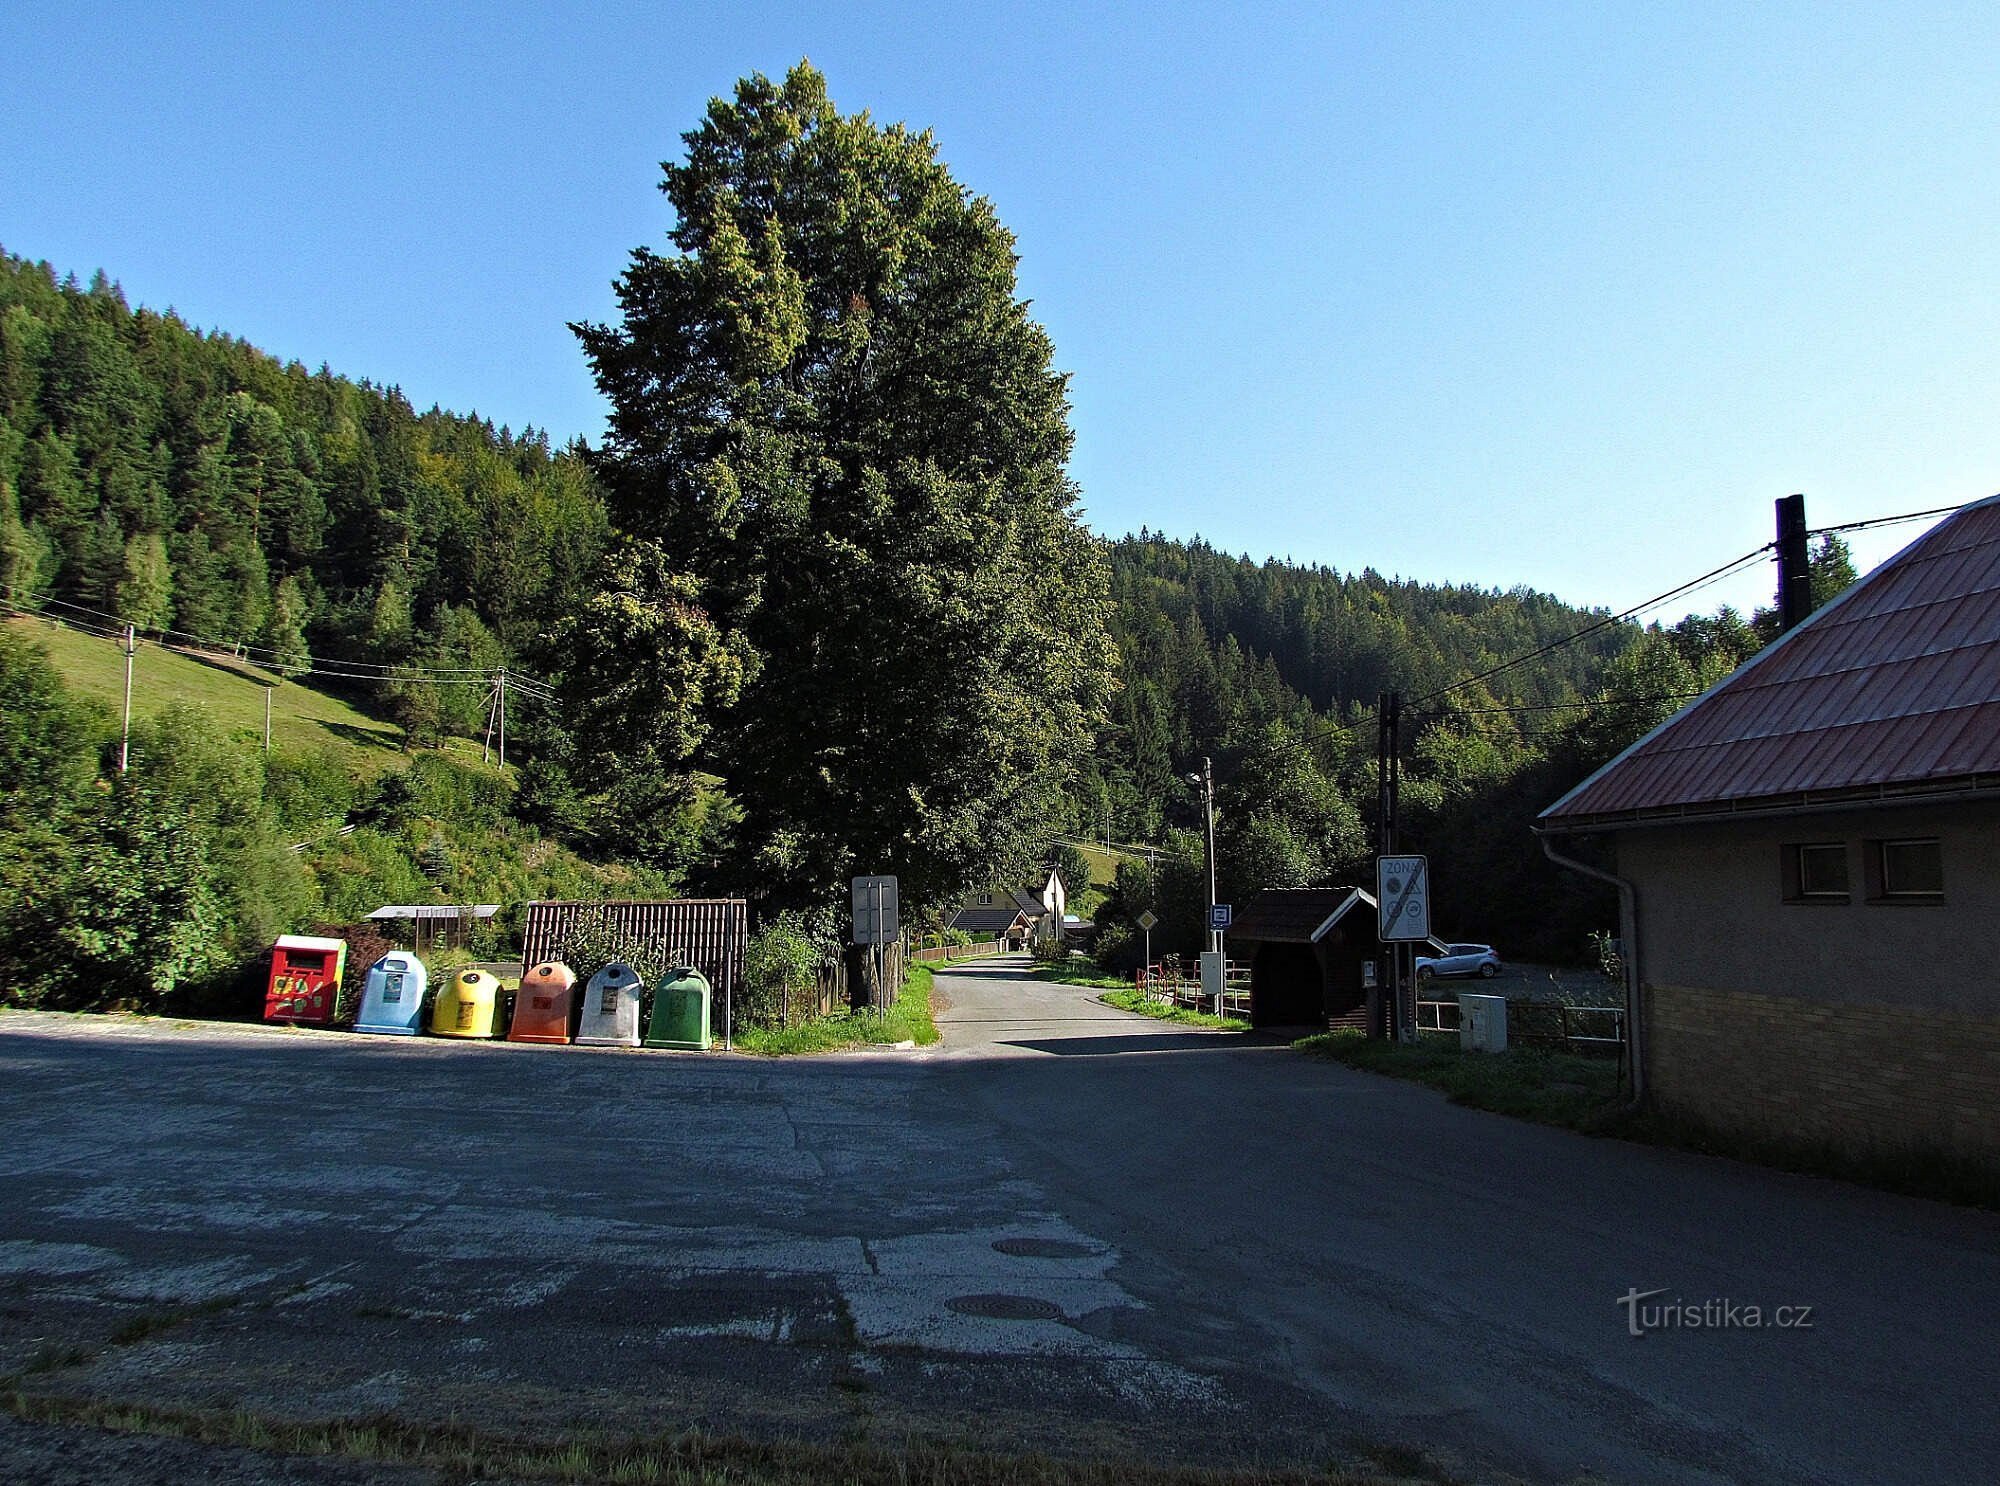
991 1237 1098 1259
945 1293 1064 1321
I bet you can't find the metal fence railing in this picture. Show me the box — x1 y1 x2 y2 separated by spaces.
1135 959 1252 1019
1418 996 1625 1055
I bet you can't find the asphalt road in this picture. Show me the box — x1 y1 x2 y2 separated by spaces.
3 957 1997 1484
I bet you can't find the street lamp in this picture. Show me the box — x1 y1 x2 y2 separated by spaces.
1188 759 1218 956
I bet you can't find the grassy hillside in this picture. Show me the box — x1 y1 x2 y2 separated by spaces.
4 616 491 777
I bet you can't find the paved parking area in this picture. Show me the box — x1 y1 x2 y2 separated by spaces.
3 959 1997 1484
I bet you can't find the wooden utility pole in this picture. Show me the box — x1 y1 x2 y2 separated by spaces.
497 669 507 768
119 624 136 773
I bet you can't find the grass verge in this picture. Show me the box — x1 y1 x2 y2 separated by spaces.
0 1391 1451 1485
1294 1030 1623 1129
1297 1029 2000 1208
1034 957 1129 991
1099 987 1250 1033
1035 956 1251 1032
732 962 942 1056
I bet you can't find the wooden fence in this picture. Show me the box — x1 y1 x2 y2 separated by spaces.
521 899 748 997
910 940 1005 964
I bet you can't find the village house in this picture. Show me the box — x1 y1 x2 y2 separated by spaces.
1537 496 2000 1175
949 868 1067 950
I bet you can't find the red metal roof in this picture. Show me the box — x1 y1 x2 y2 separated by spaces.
1542 497 2000 827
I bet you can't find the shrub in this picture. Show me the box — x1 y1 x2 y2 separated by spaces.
741 911 820 1029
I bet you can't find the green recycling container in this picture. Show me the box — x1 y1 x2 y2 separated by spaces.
644 966 712 1050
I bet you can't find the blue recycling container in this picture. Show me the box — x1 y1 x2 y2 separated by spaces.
354 952 427 1036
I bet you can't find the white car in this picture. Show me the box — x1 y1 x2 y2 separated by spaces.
1415 943 1500 980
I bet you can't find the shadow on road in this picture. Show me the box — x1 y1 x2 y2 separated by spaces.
997 1030 1297 1057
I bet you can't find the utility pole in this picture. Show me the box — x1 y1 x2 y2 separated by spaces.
1200 755 1219 956
497 669 507 769
482 675 500 765
1776 493 1811 633
1375 691 1403 1040
264 683 273 754
119 624 136 774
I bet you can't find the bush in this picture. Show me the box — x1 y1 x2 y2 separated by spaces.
740 911 820 1029
1029 936 1068 965
312 922 398 1022
552 913 676 989
264 749 361 837
1092 919 1141 975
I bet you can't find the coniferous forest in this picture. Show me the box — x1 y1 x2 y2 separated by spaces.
0 63 1856 1012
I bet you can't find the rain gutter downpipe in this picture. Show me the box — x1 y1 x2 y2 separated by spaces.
1538 830 1645 1108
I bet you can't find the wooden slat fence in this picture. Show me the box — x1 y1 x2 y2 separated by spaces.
521 899 748 997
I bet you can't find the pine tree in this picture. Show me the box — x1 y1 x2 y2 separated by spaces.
262 573 311 678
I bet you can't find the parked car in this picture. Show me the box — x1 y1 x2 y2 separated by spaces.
1415 943 1501 979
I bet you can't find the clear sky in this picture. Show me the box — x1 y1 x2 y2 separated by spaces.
5 1 1996 620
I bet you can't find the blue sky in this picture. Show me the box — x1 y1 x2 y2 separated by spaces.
4 2 1996 618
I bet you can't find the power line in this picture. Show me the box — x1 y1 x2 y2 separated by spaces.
1400 544 1776 712
1424 691 1706 717
3 584 556 690
1807 498 1981 539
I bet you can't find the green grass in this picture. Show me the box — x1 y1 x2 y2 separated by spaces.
1296 1030 2000 1208
1034 956 1129 991
0 1390 1450 1485
5 615 427 776
1034 956 1251 1033
1097 987 1250 1033
732 962 942 1056
1294 1030 1625 1129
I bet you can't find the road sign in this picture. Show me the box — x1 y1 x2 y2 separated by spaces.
1376 855 1430 941
850 875 900 945
1209 903 1233 931
1135 909 1158 931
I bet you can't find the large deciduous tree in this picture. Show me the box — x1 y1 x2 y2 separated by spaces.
576 63 1115 911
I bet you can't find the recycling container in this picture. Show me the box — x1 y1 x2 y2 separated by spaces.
429 968 502 1039
354 952 427 1036
507 961 578 1044
264 935 349 1025
575 962 644 1047
644 966 712 1050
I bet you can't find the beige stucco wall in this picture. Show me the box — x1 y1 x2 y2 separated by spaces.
1613 800 2000 1169
1617 800 2000 1015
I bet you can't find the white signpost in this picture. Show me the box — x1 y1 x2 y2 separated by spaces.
1136 908 1158 972
1376 855 1430 941
851 875 900 1015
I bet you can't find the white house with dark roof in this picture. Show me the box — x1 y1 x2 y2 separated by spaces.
950 868 1067 948
1538 495 2000 1175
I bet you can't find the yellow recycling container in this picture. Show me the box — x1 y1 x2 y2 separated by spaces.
429 968 502 1039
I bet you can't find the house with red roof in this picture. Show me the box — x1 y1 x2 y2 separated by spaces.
1538 496 2000 1175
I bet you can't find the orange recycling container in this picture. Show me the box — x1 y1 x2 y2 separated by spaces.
507 961 578 1044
